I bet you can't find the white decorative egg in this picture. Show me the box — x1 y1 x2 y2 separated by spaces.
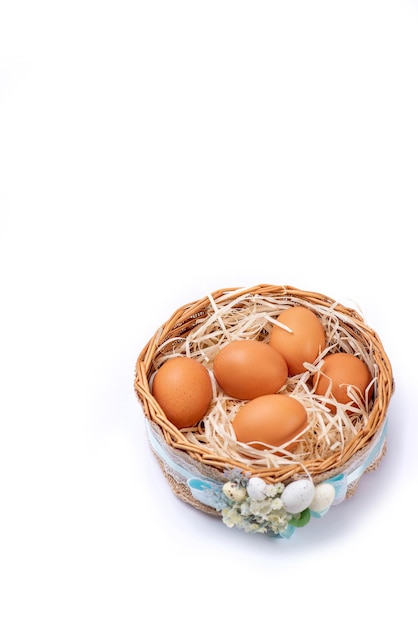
246 477 268 501
281 479 315 514
309 482 336 513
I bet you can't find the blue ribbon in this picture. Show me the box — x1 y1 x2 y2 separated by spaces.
188 477 224 510
146 416 388 532
310 418 388 517
145 421 224 498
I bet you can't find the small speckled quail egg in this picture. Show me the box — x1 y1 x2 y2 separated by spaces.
222 481 247 503
309 482 336 514
281 479 315 514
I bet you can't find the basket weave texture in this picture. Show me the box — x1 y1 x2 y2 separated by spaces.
134 284 394 530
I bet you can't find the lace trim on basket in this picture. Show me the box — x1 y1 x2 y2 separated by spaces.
145 417 388 538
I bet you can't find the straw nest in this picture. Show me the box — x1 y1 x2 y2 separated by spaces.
134 284 394 511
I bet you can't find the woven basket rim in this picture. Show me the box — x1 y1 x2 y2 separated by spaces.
134 284 394 484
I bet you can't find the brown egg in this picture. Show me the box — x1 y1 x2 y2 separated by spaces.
313 352 373 410
269 306 326 376
232 393 308 451
152 356 213 429
213 340 288 400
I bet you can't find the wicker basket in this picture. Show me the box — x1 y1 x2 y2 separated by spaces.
134 285 394 538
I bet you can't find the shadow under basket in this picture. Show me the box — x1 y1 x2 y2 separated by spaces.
134 285 394 539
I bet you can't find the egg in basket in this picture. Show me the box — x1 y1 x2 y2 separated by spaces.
134 285 394 538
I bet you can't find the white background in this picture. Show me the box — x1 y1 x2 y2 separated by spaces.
1 1 417 624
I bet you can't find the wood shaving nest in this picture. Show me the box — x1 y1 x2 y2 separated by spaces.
149 291 378 474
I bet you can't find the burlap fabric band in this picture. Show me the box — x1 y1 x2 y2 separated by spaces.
145 417 388 516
